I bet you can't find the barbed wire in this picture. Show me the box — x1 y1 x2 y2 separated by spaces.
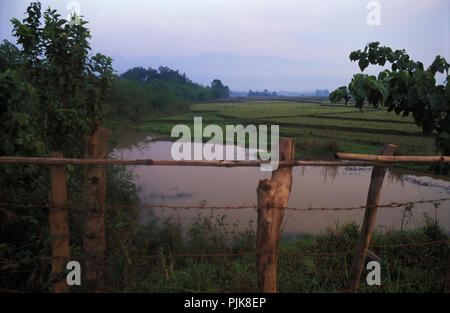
1 197 449 212
0 251 347 266
371 239 450 249
1 239 448 266
0 202 47 209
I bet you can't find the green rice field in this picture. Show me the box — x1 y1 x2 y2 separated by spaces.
108 99 439 171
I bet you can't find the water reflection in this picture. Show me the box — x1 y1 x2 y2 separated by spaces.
319 166 338 183
386 171 406 186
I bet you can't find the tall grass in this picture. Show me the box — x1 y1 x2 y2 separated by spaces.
99 213 448 293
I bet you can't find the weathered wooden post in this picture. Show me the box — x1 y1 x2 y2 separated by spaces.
256 138 295 293
83 126 110 292
49 151 70 293
347 144 396 292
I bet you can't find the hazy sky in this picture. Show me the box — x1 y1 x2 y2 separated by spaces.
0 0 449 91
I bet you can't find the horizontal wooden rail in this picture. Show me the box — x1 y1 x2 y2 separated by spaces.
0 156 388 167
336 153 450 163
2 155 449 167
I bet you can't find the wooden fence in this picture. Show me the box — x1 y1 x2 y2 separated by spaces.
0 136 449 293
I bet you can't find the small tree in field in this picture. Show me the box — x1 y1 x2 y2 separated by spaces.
329 42 449 173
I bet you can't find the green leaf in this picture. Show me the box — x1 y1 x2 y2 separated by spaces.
358 59 369 72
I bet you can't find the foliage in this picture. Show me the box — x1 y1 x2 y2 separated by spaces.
2 3 115 157
0 1 115 221
0 1 116 210
108 66 230 121
97 216 448 292
0 2 135 292
329 42 450 165
210 79 230 99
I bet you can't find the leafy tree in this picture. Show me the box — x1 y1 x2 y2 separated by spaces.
1 2 115 158
330 42 450 169
108 68 230 120
120 66 149 83
157 66 190 84
0 2 120 291
211 79 230 99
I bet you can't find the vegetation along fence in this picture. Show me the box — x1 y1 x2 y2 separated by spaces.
1 131 449 293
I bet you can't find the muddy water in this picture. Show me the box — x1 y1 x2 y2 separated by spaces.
111 131 450 234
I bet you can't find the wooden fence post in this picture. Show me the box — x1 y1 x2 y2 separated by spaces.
49 151 70 293
256 138 295 293
83 126 110 292
348 144 396 292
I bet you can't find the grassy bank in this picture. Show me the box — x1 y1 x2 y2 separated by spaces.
100 214 448 293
